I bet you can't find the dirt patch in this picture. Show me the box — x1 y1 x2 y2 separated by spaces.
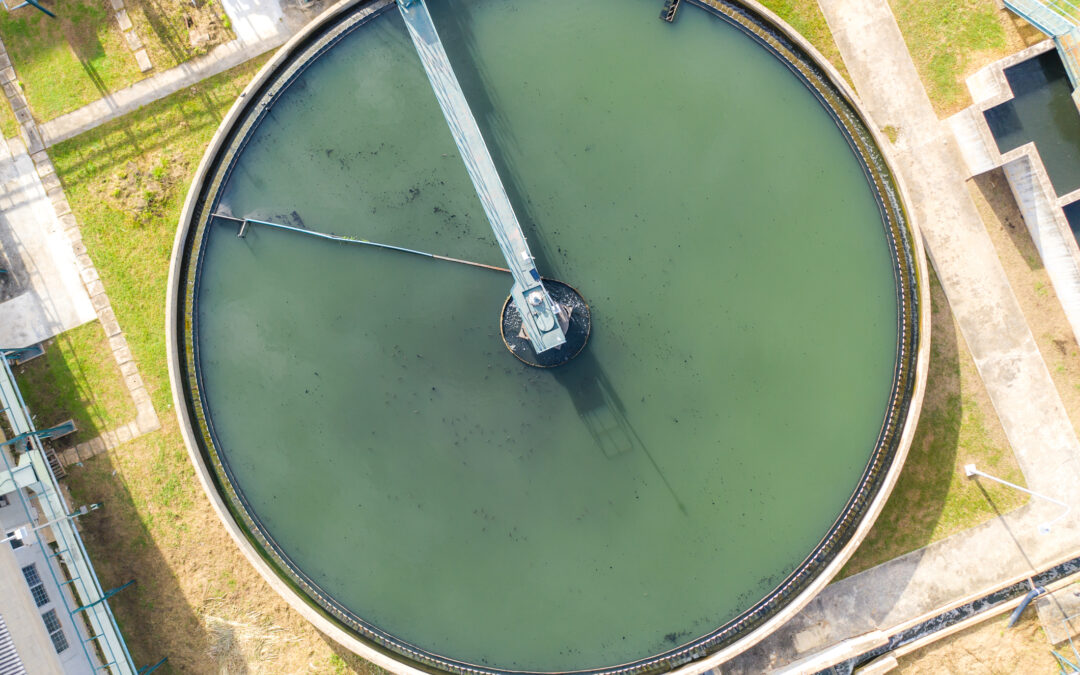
898 610 1059 673
125 0 233 69
103 150 188 225
65 416 391 673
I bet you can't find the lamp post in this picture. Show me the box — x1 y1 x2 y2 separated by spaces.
0 525 28 545
0 503 101 547
964 464 1071 534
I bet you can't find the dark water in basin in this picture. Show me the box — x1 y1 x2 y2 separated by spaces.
193 0 899 670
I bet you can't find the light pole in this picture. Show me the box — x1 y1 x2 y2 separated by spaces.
964 464 1071 534
0 526 28 545
0 503 101 547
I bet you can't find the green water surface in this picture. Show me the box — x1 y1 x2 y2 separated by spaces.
194 0 899 670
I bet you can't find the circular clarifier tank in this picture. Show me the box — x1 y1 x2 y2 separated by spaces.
168 1 928 673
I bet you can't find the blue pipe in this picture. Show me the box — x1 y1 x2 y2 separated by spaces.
1007 585 1046 627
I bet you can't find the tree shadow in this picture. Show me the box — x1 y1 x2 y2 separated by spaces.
60 1 112 98
136 0 191 69
13 329 113 447
50 69 232 179
840 268 963 576
972 168 1044 272
0 211 30 302
61 435 215 673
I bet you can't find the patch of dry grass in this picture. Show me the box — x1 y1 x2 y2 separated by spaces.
897 609 1058 673
972 169 1080 443
124 0 233 71
889 0 1047 115
841 267 1028 577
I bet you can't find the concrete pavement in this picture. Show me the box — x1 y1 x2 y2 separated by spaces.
0 137 95 347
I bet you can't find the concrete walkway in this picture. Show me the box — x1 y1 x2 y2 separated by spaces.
37 0 313 147
0 137 95 347
719 0 1080 671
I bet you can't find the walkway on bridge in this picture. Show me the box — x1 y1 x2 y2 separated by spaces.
1006 0 1080 95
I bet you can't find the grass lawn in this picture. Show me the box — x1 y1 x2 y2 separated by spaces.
759 0 851 82
15 320 136 444
888 0 1046 115
841 269 1028 577
0 96 18 138
52 55 269 412
50 56 386 673
0 0 144 121
0 0 234 124
124 0 234 71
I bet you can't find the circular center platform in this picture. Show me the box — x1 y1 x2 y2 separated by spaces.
170 1 924 673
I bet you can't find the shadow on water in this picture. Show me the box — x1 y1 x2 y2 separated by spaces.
553 349 689 515
425 0 560 276
429 0 688 515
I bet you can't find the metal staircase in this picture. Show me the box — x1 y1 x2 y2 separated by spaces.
1006 0 1080 87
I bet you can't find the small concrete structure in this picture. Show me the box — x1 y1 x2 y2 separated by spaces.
1036 585 1080 644
949 40 1080 345
0 138 95 348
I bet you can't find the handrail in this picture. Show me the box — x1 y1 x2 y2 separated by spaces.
0 358 136 673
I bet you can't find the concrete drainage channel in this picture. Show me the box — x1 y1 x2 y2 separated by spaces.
810 553 1080 674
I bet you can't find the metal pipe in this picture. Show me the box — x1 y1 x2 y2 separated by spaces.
213 213 510 274
964 464 1071 534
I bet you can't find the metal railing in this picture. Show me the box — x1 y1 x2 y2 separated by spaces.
0 357 136 674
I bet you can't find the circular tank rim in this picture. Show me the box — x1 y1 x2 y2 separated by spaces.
165 0 933 672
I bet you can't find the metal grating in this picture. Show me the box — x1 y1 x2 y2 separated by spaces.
0 613 27 675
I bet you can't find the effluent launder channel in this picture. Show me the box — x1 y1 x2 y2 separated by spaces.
168 0 927 673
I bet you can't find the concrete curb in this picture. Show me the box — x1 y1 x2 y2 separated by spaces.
0 37 161 458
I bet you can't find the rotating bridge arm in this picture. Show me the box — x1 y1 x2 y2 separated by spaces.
395 0 567 353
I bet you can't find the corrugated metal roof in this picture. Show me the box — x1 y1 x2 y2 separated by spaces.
0 613 27 675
